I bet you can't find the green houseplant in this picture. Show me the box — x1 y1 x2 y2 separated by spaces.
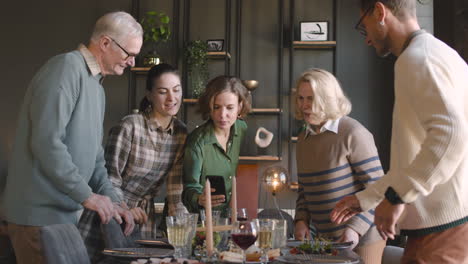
185 40 209 98
140 11 171 66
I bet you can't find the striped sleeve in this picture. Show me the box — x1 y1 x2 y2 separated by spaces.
294 185 310 224
345 125 384 235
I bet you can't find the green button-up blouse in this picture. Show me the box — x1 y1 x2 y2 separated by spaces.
182 119 247 215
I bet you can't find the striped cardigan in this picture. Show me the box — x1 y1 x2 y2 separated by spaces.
295 116 383 246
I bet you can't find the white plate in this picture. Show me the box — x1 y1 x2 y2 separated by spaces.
102 247 174 259
277 254 359 264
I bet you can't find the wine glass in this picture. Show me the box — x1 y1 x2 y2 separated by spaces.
256 219 275 263
231 221 258 264
166 215 191 258
237 208 248 221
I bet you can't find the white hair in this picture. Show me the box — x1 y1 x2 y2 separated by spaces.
295 68 352 121
90 11 143 43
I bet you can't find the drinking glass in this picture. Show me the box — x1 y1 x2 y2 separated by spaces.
272 219 287 249
182 213 198 257
256 219 275 263
216 217 231 251
200 209 221 227
231 221 258 264
237 208 248 221
166 215 191 258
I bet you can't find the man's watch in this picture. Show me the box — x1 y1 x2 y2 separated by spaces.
384 187 405 205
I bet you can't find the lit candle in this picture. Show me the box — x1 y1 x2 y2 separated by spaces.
231 176 237 223
205 180 214 256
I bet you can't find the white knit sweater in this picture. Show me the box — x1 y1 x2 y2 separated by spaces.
356 33 468 234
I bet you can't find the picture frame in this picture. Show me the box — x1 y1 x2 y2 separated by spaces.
300 21 328 41
206 39 224 52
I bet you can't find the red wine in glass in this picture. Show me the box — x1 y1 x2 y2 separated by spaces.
237 208 248 221
231 220 258 264
231 233 257 250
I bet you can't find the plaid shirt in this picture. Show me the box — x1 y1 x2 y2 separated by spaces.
78 113 188 261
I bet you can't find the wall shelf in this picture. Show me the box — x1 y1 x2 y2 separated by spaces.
239 156 281 161
250 108 282 114
293 41 336 49
207 51 231 59
130 67 151 72
183 98 198 104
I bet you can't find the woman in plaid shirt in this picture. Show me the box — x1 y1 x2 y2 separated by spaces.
78 63 188 262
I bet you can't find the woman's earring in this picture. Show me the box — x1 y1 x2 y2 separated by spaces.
379 21 385 26
145 103 153 114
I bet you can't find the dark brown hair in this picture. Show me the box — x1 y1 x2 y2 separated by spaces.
197 76 251 120
138 63 180 113
360 0 416 20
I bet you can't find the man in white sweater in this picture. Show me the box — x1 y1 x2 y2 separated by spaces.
331 0 468 263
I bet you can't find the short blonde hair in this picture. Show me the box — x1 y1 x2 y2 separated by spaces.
294 68 351 121
90 11 143 43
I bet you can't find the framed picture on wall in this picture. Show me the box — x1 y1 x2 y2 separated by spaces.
206 39 224 52
300 21 328 41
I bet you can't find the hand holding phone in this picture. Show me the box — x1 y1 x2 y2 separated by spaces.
198 175 227 207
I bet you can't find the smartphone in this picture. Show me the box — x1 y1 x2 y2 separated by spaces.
206 175 227 197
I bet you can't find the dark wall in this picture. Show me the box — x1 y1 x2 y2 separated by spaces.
0 0 433 210
434 0 468 62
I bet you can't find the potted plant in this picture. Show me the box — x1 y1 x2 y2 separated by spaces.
185 40 209 98
140 11 171 66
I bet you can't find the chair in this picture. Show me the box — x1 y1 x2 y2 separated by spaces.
382 245 404 264
40 223 91 264
257 208 294 238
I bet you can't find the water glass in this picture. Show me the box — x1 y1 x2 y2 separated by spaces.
200 209 221 227
272 219 287 249
182 213 198 257
216 217 231 251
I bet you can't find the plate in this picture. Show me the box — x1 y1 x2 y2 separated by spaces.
276 254 360 264
286 240 353 249
135 238 174 248
102 247 174 259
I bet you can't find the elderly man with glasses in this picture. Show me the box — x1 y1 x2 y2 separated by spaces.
0 11 142 263
331 1 468 263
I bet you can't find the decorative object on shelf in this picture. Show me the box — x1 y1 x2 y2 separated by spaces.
300 21 328 41
242 80 259 93
140 11 171 66
185 40 209 98
255 127 274 148
242 80 258 107
263 166 288 196
206 39 224 52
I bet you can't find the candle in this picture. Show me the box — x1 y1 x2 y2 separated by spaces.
205 180 214 256
231 176 237 223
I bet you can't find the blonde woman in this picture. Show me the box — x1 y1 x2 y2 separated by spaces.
293 69 385 263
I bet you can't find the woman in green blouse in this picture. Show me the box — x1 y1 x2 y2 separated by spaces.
183 76 251 216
